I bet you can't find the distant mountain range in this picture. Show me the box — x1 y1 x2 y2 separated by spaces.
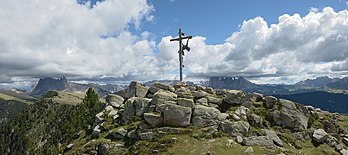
208 76 348 95
27 76 125 97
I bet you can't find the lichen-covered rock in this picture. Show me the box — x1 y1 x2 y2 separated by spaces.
152 90 177 105
134 98 151 116
122 98 136 123
242 129 283 148
206 95 223 105
106 94 124 108
263 96 277 109
220 120 250 136
163 104 192 127
196 97 208 105
248 114 263 128
153 82 175 92
313 129 328 143
144 112 163 127
193 90 208 98
125 81 149 98
177 98 195 108
224 90 249 105
272 99 309 130
107 128 127 141
192 105 221 127
235 106 250 120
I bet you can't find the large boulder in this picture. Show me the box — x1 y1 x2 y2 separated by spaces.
193 90 208 98
107 127 127 141
144 112 163 127
153 82 175 92
206 95 223 105
151 90 177 105
106 94 124 108
224 90 250 105
263 96 277 109
248 114 263 128
235 106 250 120
220 121 250 136
192 105 221 127
122 98 136 123
122 97 151 123
313 129 328 143
272 99 309 130
163 104 192 127
177 98 195 108
242 129 283 148
125 81 149 98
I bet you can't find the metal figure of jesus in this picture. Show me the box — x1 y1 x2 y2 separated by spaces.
170 28 192 82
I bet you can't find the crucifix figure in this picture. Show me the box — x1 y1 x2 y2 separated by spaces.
170 28 192 82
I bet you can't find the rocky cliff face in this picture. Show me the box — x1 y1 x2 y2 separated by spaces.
29 77 69 96
209 77 258 90
28 76 125 96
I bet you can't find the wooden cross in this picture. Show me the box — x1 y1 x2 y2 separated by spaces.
170 28 192 82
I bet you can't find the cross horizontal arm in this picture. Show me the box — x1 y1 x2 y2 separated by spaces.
170 36 193 42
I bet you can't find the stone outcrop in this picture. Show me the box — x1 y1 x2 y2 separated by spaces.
271 99 309 130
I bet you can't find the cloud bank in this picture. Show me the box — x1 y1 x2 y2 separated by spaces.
1 0 348 86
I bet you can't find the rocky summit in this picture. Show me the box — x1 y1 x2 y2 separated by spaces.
2 81 348 155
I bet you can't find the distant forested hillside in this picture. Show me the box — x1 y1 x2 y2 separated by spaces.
275 91 348 114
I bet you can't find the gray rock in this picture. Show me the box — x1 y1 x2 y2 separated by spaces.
194 90 208 98
242 136 275 148
139 132 155 140
235 106 250 120
248 114 263 127
272 99 309 130
122 98 136 123
125 81 149 98
196 97 208 105
192 105 221 127
149 87 160 94
262 129 283 147
107 128 127 141
218 113 229 121
105 105 114 111
134 98 151 116
335 144 345 152
242 101 253 108
263 96 277 109
341 149 348 155
236 136 243 144
106 94 124 108
95 112 104 123
313 129 328 143
206 95 223 105
224 90 249 105
220 121 250 136
343 137 348 146
244 147 254 155
177 98 195 108
252 93 263 102
66 143 74 149
151 90 177 105
204 87 215 94
153 82 175 92
144 112 163 127
97 143 109 155
163 104 192 127
108 109 118 117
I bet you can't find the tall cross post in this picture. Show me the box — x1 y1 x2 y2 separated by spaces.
170 28 192 82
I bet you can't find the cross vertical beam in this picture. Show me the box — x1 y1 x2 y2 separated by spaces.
170 28 192 82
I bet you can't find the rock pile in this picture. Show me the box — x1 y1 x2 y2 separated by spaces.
89 81 348 155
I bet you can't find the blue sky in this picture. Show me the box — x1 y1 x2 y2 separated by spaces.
142 0 348 44
2 0 348 88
